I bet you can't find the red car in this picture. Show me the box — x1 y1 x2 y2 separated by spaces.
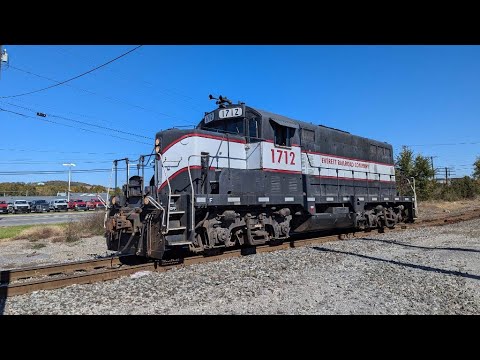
0 200 8 214
68 199 88 211
86 198 106 210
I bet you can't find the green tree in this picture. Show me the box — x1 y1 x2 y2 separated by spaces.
413 154 436 200
473 157 480 180
395 146 414 177
0 180 107 197
395 147 437 200
395 146 415 195
451 176 478 199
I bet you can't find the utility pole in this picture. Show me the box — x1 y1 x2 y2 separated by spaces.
62 163 76 202
430 156 437 180
437 166 455 186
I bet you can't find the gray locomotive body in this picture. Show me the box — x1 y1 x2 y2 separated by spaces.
105 98 415 260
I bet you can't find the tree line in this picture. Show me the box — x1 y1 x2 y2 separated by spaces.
0 181 107 197
396 146 480 201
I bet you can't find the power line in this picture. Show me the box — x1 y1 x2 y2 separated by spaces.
7 96 115 123
0 157 154 164
3 97 159 134
0 168 128 175
0 45 143 99
7 64 192 123
0 107 152 146
399 141 480 147
0 147 139 156
1 100 151 140
56 46 205 110
0 165 152 175
0 160 115 165
0 107 28 117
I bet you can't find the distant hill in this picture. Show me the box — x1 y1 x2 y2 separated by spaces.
0 180 107 196
43 180 95 188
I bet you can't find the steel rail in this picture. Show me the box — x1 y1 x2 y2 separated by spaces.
2 208 480 298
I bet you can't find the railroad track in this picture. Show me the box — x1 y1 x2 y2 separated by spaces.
0 231 364 298
2 209 479 299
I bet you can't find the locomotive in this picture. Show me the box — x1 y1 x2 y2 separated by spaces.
105 95 416 260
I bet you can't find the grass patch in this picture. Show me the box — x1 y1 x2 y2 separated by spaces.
82 212 106 236
0 225 35 240
64 221 81 243
0 212 105 243
62 212 106 243
15 225 65 241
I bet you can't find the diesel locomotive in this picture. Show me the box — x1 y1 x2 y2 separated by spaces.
105 95 416 260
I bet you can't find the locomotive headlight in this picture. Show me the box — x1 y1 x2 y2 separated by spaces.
111 196 117 205
155 138 160 146
143 197 150 205
155 146 160 154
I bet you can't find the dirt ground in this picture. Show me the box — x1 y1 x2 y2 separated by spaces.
417 199 480 221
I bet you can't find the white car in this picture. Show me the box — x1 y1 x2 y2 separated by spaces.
10 200 30 214
49 199 68 212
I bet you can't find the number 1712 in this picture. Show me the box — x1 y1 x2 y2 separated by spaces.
271 149 295 165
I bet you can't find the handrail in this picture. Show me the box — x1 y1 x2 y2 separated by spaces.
305 154 395 179
405 177 418 217
305 154 396 198
158 154 173 232
305 153 394 180
146 195 167 232
103 163 115 229
97 194 107 207
162 157 182 167
187 157 196 232
187 153 248 231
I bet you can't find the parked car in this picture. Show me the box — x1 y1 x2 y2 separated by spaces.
68 199 88 211
10 200 30 214
0 200 8 214
49 199 68 212
30 199 51 213
86 198 106 210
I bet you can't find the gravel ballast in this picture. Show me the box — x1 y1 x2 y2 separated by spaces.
0 236 111 270
1 219 479 314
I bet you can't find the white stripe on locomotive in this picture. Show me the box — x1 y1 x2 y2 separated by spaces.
158 135 396 189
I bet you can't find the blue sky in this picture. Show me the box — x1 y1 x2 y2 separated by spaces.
0 45 479 186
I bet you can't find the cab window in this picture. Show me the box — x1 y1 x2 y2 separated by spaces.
248 118 259 140
203 120 226 132
203 118 244 136
273 124 293 147
226 118 244 135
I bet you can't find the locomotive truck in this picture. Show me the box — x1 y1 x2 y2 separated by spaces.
105 95 416 260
